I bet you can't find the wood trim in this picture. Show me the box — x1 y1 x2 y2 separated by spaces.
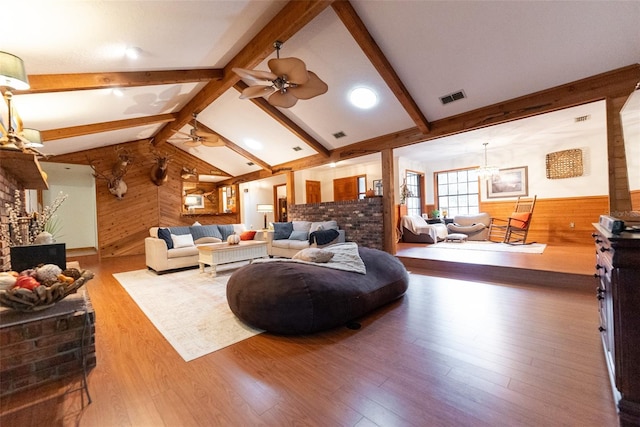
17 69 223 94
41 114 177 141
233 81 330 157
194 121 271 172
332 1 430 134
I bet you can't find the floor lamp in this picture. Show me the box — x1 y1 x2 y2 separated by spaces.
256 204 273 230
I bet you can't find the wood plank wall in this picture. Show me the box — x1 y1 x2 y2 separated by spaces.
479 196 609 245
424 196 608 245
46 140 239 258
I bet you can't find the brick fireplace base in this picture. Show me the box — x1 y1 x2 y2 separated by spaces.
0 291 96 397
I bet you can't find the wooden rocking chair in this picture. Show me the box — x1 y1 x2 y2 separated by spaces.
488 196 537 244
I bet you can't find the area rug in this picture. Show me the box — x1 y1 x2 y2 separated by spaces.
429 241 546 254
113 266 263 362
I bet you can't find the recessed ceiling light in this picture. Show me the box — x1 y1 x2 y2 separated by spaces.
112 88 124 97
244 138 263 150
349 87 378 109
125 46 142 60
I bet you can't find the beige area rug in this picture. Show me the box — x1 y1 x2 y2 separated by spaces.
113 266 263 362
429 241 547 254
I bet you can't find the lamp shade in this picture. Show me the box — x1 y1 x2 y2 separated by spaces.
0 52 30 90
19 128 44 147
256 204 273 213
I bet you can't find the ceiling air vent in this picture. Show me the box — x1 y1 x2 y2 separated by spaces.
333 131 346 139
292 146 302 152
574 115 591 122
246 162 254 166
439 90 466 105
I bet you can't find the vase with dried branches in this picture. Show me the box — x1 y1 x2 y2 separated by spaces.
1 190 68 247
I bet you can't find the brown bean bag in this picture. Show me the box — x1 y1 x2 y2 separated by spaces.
226 246 409 334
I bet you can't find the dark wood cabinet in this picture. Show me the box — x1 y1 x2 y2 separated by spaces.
592 224 640 426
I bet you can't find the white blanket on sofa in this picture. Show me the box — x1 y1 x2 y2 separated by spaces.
401 215 447 242
253 242 366 274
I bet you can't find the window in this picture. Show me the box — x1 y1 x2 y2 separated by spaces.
435 168 479 217
405 171 422 217
357 175 366 199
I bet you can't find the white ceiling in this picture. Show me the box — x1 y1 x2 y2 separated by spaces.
3 1 639 179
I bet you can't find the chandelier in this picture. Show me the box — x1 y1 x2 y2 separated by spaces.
476 142 499 179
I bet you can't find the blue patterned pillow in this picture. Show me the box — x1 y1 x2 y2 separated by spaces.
273 222 293 240
190 225 222 240
217 224 235 241
288 230 308 241
168 226 191 235
157 227 173 249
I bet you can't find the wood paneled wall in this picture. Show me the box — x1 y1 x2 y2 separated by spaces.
480 196 609 245
47 140 239 258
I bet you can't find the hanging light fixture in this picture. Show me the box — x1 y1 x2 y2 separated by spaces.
0 51 44 153
0 51 30 90
476 142 499 179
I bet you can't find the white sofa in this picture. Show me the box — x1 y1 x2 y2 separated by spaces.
265 220 345 258
400 215 447 243
446 213 491 241
145 224 249 273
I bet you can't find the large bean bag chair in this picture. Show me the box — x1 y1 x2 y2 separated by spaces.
226 243 409 334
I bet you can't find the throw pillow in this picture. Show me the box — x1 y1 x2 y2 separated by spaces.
157 227 173 249
190 225 222 240
510 212 531 229
217 224 235 241
288 230 308 241
293 248 334 263
240 230 257 240
273 222 293 240
171 233 195 249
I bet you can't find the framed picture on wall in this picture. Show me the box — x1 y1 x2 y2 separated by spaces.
487 166 528 198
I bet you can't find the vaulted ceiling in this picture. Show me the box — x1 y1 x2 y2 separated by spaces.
3 1 639 182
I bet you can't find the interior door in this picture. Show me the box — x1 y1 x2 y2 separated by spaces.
333 176 358 201
306 180 321 204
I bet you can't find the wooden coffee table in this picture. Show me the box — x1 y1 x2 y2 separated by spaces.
197 240 268 276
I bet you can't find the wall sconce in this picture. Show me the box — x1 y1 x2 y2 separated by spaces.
256 204 274 229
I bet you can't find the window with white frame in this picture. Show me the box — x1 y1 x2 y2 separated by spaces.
435 168 480 218
405 171 422 217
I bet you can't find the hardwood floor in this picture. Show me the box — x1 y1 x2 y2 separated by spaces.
0 247 617 427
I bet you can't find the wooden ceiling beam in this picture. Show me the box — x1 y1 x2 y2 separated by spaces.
233 81 331 158
40 113 177 141
152 0 335 148
332 1 430 134
16 70 222 94
225 63 640 181
194 121 272 171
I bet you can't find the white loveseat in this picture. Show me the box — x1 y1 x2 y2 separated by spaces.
266 220 345 258
145 224 249 273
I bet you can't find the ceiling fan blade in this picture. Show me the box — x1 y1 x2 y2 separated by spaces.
200 138 225 148
182 139 201 147
268 91 298 108
268 57 309 85
288 71 328 100
240 85 276 100
232 67 277 82
193 130 219 139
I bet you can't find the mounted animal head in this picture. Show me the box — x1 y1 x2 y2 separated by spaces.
150 147 172 186
88 147 133 200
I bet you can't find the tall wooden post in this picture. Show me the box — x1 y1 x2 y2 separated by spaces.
381 148 396 254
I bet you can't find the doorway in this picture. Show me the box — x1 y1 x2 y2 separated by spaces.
274 184 287 222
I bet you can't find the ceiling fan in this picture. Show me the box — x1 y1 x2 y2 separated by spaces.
169 113 224 148
232 41 328 108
